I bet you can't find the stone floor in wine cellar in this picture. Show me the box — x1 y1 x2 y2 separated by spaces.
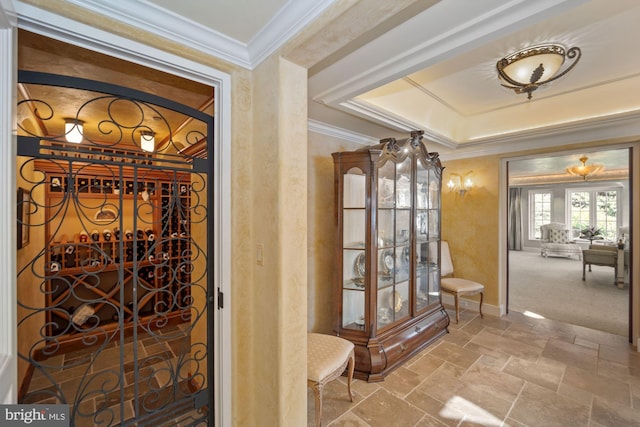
21 322 206 426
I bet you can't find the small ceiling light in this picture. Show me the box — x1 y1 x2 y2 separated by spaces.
566 156 603 181
64 119 84 143
140 131 155 152
496 44 581 99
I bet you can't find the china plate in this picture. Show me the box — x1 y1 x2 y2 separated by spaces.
380 249 395 276
388 290 403 312
353 252 366 278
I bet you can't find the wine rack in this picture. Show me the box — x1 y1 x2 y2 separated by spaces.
41 168 191 342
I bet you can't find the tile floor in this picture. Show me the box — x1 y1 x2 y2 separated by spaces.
309 307 640 427
23 322 206 426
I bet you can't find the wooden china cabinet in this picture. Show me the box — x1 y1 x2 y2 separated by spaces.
332 130 449 381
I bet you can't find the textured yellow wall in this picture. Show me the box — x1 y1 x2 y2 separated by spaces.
251 55 308 425
441 156 501 307
307 133 363 334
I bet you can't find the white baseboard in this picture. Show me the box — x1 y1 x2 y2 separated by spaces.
441 293 501 318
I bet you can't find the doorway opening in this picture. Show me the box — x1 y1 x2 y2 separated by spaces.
16 30 216 425
506 148 631 338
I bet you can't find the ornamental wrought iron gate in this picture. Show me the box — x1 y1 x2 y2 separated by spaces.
16 71 214 426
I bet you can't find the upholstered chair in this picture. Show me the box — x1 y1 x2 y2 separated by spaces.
540 222 582 260
307 333 354 427
582 244 618 285
440 241 484 323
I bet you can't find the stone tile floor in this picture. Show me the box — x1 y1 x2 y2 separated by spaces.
23 322 207 426
310 307 640 427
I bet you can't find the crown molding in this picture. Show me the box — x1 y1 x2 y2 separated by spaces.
61 0 335 70
308 119 378 146
63 0 251 68
0 0 15 27
440 110 640 161
340 99 458 149
310 103 640 162
510 169 629 187
15 2 226 87
247 0 336 67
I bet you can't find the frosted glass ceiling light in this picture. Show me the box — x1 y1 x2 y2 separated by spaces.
64 119 84 143
140 131 155 152
566 156 603 181
497 44 581 100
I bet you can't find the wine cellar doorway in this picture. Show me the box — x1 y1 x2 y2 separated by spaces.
16 69 215 426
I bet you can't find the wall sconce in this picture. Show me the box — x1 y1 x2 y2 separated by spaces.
140 131 155 152
64 119 84 143
447 172 473 197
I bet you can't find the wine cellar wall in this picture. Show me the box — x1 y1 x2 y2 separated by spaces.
40 166 192 342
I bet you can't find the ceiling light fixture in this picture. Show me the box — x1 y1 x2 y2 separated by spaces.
566 156 603 180
496 44 581 99
64 119 84 143
140 131 155 152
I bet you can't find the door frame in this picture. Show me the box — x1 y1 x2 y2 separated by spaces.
0 2 233 425
499 143 639 346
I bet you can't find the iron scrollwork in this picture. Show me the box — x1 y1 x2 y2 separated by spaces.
16 71 213 425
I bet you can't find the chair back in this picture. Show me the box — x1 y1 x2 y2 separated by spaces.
540 222 569 242
588 244 617 253
441 241 454 277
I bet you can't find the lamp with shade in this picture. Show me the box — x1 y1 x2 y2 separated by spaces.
64 119 84 143
140 131 155 152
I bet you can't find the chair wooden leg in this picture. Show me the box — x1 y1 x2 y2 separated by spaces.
454 293 460 323
311 381 322 427
478 292 484 318
346 351 354 402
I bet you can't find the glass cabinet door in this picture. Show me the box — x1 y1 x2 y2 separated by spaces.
377 158 411 328
415 158 441 311
342 167 366 330
427 166 441 305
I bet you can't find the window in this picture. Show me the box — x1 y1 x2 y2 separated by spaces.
529 190 551 239
568 187 620 240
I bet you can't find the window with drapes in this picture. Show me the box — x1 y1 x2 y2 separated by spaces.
529 190 552 239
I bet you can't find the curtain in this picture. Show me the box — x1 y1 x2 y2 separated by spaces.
508 187 523 250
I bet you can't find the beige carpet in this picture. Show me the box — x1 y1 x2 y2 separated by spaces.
508 249 628 336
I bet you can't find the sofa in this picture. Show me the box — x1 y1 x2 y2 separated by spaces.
540 222 582 260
